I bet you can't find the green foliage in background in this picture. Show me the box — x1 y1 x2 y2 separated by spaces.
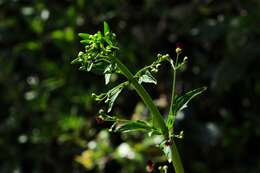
0 0 260 173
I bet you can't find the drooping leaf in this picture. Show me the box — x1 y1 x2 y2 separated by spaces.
105 82 127 112
138 70 157 84
104 64 115 85
103 21 110 35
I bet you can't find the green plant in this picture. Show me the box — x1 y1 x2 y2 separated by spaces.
71 22 206 173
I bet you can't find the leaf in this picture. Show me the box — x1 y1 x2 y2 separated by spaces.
173 87 207 112
105 82 127 112
78 33 90 40
80 40 90 45
116 120 153 133
87 62 93 71
167 87 206 129
103 21 110 35
138 70 157 84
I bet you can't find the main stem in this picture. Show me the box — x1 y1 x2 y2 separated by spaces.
114 57 184 173
172 141 185 173
114 57 168 137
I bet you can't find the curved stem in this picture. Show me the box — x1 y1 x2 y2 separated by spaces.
114 57 168 138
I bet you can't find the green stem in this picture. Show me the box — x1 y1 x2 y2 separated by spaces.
169 68 176 115
169 53 179 115
115 57 185 173
171 141 185 173
168 53 185 173
114 57 168 138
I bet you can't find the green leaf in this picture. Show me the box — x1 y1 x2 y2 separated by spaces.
174 87 207 112
167 87 207 129
138 70 157 84
87 62 93 71
103 21 110 35
105 82 127 112
80 40 90 45
116 120 153 133
78 33 90 40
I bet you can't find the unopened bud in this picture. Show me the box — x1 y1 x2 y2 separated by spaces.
176 47 182 54
95 116 104 124
146 160 154 172
98 109 105 114
78 51 84 57
151 68 158 73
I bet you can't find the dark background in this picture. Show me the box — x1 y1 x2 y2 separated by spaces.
0 0 259 173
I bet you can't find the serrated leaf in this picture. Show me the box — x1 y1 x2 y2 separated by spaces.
103 21 110 34
167 87 207 129
116 120 153 133
78 33 90 40
138 70 157 84
173 87 207 112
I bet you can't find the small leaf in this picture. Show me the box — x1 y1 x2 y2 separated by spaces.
78 33 90 40
138 70 157 84
87 62 93 71
116 120 153 133
80 40 90 45
104 64 117 85
105 82 127 112
103 21 110 35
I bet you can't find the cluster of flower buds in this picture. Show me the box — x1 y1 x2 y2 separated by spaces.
150 54 170 73
71 22 119 72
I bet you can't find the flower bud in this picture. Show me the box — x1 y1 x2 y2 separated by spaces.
146 160 154 172
176 47 182 54
95 116 104 124
175 42 183 54
78 51 84 57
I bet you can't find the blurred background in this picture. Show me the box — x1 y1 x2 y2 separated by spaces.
0 0 259 173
